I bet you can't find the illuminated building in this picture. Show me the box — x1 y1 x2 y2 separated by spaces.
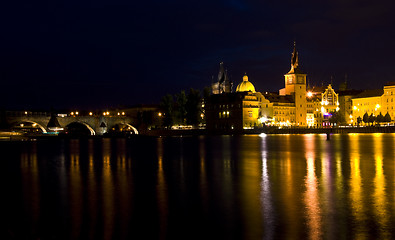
337 89 364 125
212 62 233 94
207 43 311 130
350 83 395 125
351 89 384 124
306 88 323 127
381 83 395 121
206 73 265 130
279 42 307 126
320 84 340 126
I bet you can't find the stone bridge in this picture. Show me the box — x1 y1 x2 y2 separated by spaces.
5 111 139 135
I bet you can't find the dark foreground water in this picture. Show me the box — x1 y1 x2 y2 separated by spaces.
2 134 395 239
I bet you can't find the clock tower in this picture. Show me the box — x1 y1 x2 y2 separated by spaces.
284 42 307 126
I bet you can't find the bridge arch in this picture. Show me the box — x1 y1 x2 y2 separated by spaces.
65 121 96 136
109 123 139 135
125 123 138 134
11 120 47 133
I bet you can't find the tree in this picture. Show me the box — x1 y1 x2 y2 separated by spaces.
369 113 376 126
175 90 187 125
160 94 174 128
329 111 346 126
363 112 369 125
357 116 362 126
186 88 202 126
203 86 211 101
336 110 346 125
376 112 384 123
384 112 392 123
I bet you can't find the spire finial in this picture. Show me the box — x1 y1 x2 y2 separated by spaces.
291 42 299 70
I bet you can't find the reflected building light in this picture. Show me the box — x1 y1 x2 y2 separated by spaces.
349 134 366 238
373 134 389 237
261 142 274 240
156 137 168 238
102 139 114 239
303 134 322 240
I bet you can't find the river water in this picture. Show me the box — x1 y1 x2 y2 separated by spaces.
2 134 395 239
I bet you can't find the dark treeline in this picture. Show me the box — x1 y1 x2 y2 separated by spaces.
159 88 210 128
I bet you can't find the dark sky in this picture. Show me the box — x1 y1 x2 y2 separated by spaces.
1 0 395 110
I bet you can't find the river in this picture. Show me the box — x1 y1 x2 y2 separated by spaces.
2 133 395 239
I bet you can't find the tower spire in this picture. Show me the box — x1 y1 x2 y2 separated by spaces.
291 41 299 69
288 41 302 74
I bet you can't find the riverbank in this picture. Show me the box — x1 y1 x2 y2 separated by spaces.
144 125 395 136
2 126 395 140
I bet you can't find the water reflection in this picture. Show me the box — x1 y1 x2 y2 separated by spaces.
260 135 274 240
87 139 97 240
7 134 395 239
101 139 114 240
156 137 168 239
69 139 82 239
373 134 389 239
20 142 39 237
303 135 322 240
238 136 262 239
349 134 366 239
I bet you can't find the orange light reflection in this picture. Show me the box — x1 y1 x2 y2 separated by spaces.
303 135 322 240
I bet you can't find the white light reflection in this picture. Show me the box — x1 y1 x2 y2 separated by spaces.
260 135 274 240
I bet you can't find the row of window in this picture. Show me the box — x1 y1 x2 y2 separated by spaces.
218 111 230 118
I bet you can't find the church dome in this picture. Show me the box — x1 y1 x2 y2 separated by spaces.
236 74 255 93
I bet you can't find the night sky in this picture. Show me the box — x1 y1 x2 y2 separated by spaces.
1 0 395 110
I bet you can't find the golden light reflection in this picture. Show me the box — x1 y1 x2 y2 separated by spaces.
349 134 366 239
87 139 97 239
303 135 322 240
239 136 262 239
199 136 208 213
69 140 82 239
282 135 298 238
372 134 389 239
20 143 40 237
320 136 337 237
116 139 131 239
156 137 168 239
102 139 114 240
